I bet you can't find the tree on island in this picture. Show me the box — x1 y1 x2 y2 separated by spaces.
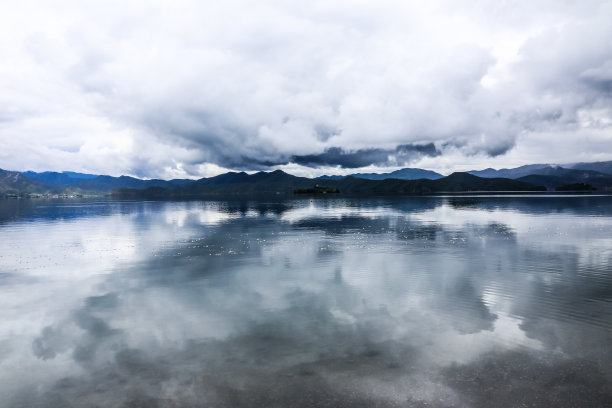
293 184 340 194
555 183 596 191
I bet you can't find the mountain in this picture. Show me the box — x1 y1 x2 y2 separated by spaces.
61 171 99 180
316 175 345 181
516 175 567 189
1 168 195 196
17 170 191 193
428 172 544 193
517 168 612 191
469 162 612 180
114 170 546 198
23 171 99 186
349 168 443 180
0 169 52 195
518 166 608 180
120 170 315 197
467 164 612 191
9 161 612 198
467 165 612 191
468 164 552 179
68 175 190 193
569 160 612 176
317 167 443 181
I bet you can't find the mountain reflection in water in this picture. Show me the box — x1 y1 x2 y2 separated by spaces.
0 196 611 407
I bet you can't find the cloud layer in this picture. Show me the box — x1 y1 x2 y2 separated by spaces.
292 143 441 168
1 0 611 178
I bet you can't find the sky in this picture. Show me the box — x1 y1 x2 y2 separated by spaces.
1 0 612 179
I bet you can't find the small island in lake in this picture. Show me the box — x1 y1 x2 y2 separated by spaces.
555 183 597 191
293 184 340 194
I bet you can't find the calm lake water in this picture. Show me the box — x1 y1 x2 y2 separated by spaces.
1 196 611 407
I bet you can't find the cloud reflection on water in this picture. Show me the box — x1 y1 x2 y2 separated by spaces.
1 196 611 407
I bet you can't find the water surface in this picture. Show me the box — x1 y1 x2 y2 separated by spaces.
1 196 611 407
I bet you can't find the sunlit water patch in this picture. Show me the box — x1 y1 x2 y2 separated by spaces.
1 196 611 407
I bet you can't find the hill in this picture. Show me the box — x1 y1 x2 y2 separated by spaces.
9 160 612 197
0 169 52 196
117 170 315 198
318 167 443 181
429 172 545 192
69 175 190 193
348 168 443 180
517 171 612 191
113 171 546 198
3 170 192 195
569 160 612 176
469 165 612 192
468 164 552 179
23 171 99 186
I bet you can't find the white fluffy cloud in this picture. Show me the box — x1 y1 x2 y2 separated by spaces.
1 0 611 178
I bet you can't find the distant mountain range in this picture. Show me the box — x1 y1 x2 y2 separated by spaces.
468 164 553 179
22 170 99 185
467 162 612 190
467 161 612 179
568 160 612 176
1 160 611 197
0 170 191 196
318 168 443 181
113 170 545 198
0 169 50 195
516 169 612 190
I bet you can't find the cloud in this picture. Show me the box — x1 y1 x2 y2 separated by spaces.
0 0 611 177
292 143 441 168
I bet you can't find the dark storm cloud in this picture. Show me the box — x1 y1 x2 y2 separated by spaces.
292 143 441 168
228 155 290 170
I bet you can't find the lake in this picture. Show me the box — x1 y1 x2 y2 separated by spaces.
1 196 611 407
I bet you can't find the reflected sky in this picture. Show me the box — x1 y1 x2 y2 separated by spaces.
1 197 611 407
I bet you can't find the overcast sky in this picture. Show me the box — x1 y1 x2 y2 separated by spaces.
1 0 611 178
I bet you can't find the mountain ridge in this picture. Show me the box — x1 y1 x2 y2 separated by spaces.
318 168 443 181
468 161 612 179
3 160 612 197
112 171 546 198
